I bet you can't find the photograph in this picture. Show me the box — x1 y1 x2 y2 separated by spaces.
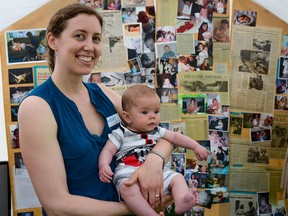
206 94 221 115
212 17 229 43
208 115 229 132
157 58 178 74
209 130 229 147
248 74 264 91
10 124 20 149
178 55 199 72
238 49 269 75
10 86 34 104
209 146 229 174
206 187 229 203
8 68 33 85
247 146 269 164
243 113 261 128
253 39 271 52
5 29 47 64
156 88 178 104
157 73 177 89
257 192 272 215
78 0 103 9
178 93 206 114
123 23 142 38
194 41 213 66
11 105 19 122
250 128 271 143
213 0 228 14
278 57 288 78
176 19 198 34
234 10 257 27
127 57 142 74
99 72 126 87
184 171 208 189
196 191 214 209
155 41 178 59
17 212 34 216
170 153 186 176
281 35 288 56
156 26 176 42
102 0 122 10
229 116 242 135
14 152 41 209
271 125 288 148
276 79 288 94
274 96 288 110
234 200 257 216
121 7 138 23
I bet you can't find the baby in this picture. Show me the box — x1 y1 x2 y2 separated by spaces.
99 84 209 216
213 26 228 42
8 40 26 51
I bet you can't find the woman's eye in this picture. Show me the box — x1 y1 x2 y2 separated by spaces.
93 36 101 43
75 34 85 40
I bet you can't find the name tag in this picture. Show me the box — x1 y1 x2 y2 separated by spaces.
107 113 121 128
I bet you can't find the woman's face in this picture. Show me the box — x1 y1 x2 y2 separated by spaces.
52 14 102 76
202 24 208 30
200 8 208 17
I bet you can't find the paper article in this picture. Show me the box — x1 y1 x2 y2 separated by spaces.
229 167 270 192
155 0 178 26
96 10 129 71
178 71 230 105
230 25 282 113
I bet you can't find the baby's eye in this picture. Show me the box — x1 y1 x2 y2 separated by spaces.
155 111 160 114
142 111 148 115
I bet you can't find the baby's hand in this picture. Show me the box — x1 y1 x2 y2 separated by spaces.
194 145 209 161
99 165 114 183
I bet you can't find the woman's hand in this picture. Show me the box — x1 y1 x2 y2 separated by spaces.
124 153 164 209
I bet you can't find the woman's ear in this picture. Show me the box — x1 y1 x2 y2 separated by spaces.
122 111 131 124
46 32 57 51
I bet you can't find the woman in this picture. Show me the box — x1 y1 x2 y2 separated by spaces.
18 4 172 215
201 58 210 70
187 98 199 113
198 22 211 41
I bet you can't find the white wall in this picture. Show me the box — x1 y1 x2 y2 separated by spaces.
0 57 8 161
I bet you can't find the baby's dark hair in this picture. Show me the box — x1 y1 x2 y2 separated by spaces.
122 84 157 112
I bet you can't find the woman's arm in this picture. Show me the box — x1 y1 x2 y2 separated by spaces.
18 96 131 216
125 138 173 208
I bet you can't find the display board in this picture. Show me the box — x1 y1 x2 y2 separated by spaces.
0 0 287 215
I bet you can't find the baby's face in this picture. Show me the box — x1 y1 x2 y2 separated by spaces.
164 79 170 84
145 38 155 51
126 95 161 132
215 27 221 33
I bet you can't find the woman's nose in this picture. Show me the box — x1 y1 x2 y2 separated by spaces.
83 39 94 51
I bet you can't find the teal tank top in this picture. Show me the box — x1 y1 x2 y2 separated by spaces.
27 77 120 214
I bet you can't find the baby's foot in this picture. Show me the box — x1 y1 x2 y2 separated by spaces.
175 188 198 214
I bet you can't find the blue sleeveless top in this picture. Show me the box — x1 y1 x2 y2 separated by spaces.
27 77 120 213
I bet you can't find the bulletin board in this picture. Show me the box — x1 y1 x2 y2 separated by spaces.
0 0 288 216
